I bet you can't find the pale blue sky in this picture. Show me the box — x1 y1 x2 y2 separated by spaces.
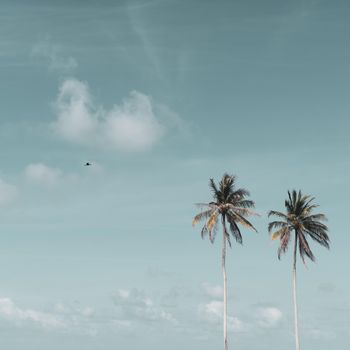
0 0 349 349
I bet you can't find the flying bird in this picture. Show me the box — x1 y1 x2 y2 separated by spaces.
84 162 92 166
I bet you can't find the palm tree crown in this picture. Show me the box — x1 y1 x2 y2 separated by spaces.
192 173 258 245
268 190 330 262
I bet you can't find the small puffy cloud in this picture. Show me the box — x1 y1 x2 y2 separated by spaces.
199 300 247 333
113 289 177 324
0 179 18 205
0 298 64 330
52 78 181 152
32 38 78 71
201 300 223 318
103 91 164 151
53 79 97 143
25 163 63 186
255 307 283 328
202 283 223 298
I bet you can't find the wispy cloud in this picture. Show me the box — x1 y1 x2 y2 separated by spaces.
25 163 63 187
52 78 182 152
0 297 98 335
126 3 164 80
255 306 283 328
113 288 177 325
24 163 79 187
0 298 65 330
31 37 78 72
198 300 248 333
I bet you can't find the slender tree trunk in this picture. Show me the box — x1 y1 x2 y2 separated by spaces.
293 231 300 350
222 218 228 350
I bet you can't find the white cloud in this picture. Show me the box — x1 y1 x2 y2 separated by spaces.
255 307 283 328
0 297 99 336
32 38 78 71
199 300 247 333
52 78 181 152
103 91 164 151
202 283 223 298
0 178 18 205
25 163 63 186
53 79 97 143
113 289 177 324
0 298 65 330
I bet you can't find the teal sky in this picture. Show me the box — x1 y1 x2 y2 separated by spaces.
0 0 349 349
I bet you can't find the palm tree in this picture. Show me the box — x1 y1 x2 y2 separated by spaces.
268 190 330 350
192 173 258 350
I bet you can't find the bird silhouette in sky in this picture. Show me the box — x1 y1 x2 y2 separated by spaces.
84 162 92 166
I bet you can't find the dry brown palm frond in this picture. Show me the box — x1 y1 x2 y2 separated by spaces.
207 210 219 233
192 209 213 226
278 231 291 259
271 226 291 241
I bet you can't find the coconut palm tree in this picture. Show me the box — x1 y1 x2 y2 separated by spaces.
268 190 330 350
192 173 258 350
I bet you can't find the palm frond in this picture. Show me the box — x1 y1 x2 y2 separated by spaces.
302 204 319 215
300 196 315 215
209 178 221 202
304 221 328 232
222 217 232 248
278 230 291 259
227 188 250 203
304 229 330 249
209 216 220 243
285 190 294 213
226 204 259 217
195 202 218 209
192 209 213 226
220 173 235 201
298 232 315 263
207 210 219 233
201 225 209 239
268 210 288 219
226 213 243 244
268 221 288 232
225 231 232 247
304 213 327 222
230 211 257 232
271 226 290 241
234 199 255 208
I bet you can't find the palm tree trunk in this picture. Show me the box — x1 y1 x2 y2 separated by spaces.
293 231 300 350
222 219 228 350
